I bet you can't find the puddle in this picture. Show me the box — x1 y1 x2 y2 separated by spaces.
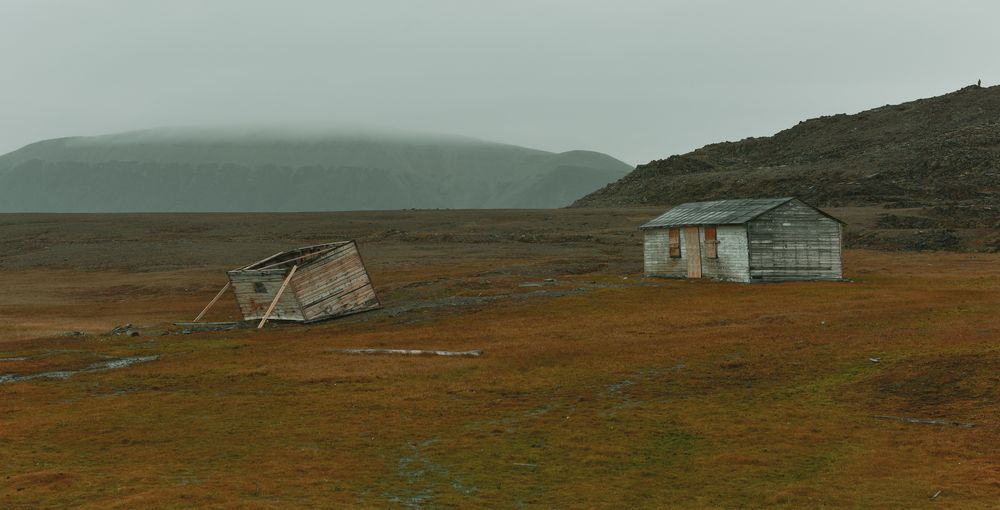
0 355 159 385
601 367 664 416
100 356 158 370
518 279 558 288
382 439 477 509
0 371 75 384
605 378 636 396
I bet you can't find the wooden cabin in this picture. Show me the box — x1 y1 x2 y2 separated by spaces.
640 198 844 282
226 241 380 323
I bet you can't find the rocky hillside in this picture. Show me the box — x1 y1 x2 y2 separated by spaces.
574 85 1000 248
0 127 632 212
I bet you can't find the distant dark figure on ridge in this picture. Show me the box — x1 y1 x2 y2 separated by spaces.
978 79 982 87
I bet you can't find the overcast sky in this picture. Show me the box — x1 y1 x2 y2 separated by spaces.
1 1 996 164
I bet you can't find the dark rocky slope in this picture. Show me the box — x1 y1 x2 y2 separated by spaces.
574 85 1000 250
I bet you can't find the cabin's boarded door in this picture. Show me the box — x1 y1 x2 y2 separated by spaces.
684 227 702 278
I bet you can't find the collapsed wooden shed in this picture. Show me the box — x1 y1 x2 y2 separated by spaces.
193 241 380 327
640 198 844 282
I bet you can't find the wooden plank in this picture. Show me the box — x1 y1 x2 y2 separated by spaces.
256 244 342 270
704 226 718 259
237 241 349 271
302 286 378 319
352 241 381 310
293 262 367 296
301 284 377 320
296 241 380 321
873 415 974 428
257 265 298 329
668 228 681 258
325 348 483 357
229 267 305 321
227 269 289 280
174 321 246 332
684 227 702 278
296 268 370 305
192 282 231 322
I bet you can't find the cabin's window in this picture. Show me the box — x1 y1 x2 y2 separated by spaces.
254 282 267 293
704 226 718 259
668 228 681 258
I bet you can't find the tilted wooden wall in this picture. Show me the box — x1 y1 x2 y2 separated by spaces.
227 241 379 322
290 242 379 321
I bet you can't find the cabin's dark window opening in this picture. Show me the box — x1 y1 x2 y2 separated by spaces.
668 228 681 258
704 226 718 259
254 282 267 293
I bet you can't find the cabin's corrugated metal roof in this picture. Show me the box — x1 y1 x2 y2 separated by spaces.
640 198 794 229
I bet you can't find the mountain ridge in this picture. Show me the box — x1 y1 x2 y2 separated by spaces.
0 127 633 212
573 85 1000 220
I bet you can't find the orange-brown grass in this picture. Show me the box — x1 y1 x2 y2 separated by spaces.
1 245 999 508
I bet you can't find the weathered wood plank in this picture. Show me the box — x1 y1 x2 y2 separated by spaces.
288 241 378 321
193 282 231 322
325 348 483 357
748 200 842 281
258 265 298 328
684 227 702 278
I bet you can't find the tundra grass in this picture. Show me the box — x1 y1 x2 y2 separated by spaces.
0 250 998 508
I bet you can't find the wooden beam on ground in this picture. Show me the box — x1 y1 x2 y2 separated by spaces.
257 265 298 329
325 348 483 357
873 415 975 428
193 282 231 322
174 321 245 332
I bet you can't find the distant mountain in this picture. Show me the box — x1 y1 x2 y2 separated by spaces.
0 127 632 212
573 85 1000 230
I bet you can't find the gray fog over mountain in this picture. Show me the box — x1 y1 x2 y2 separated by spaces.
2 2 998 165
1 2 998 211
0 127 631 211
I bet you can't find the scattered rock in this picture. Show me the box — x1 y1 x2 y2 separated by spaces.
876 214 939 229
0 355 159 385
109 324 140 337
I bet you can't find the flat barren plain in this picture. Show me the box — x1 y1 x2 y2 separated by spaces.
0 209 998 508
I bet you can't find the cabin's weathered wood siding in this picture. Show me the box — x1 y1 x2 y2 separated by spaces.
228 268 305 321
289 242 379 321
644 229 687 278
699 225 750 282
747 200 843 281
645 226 750 281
